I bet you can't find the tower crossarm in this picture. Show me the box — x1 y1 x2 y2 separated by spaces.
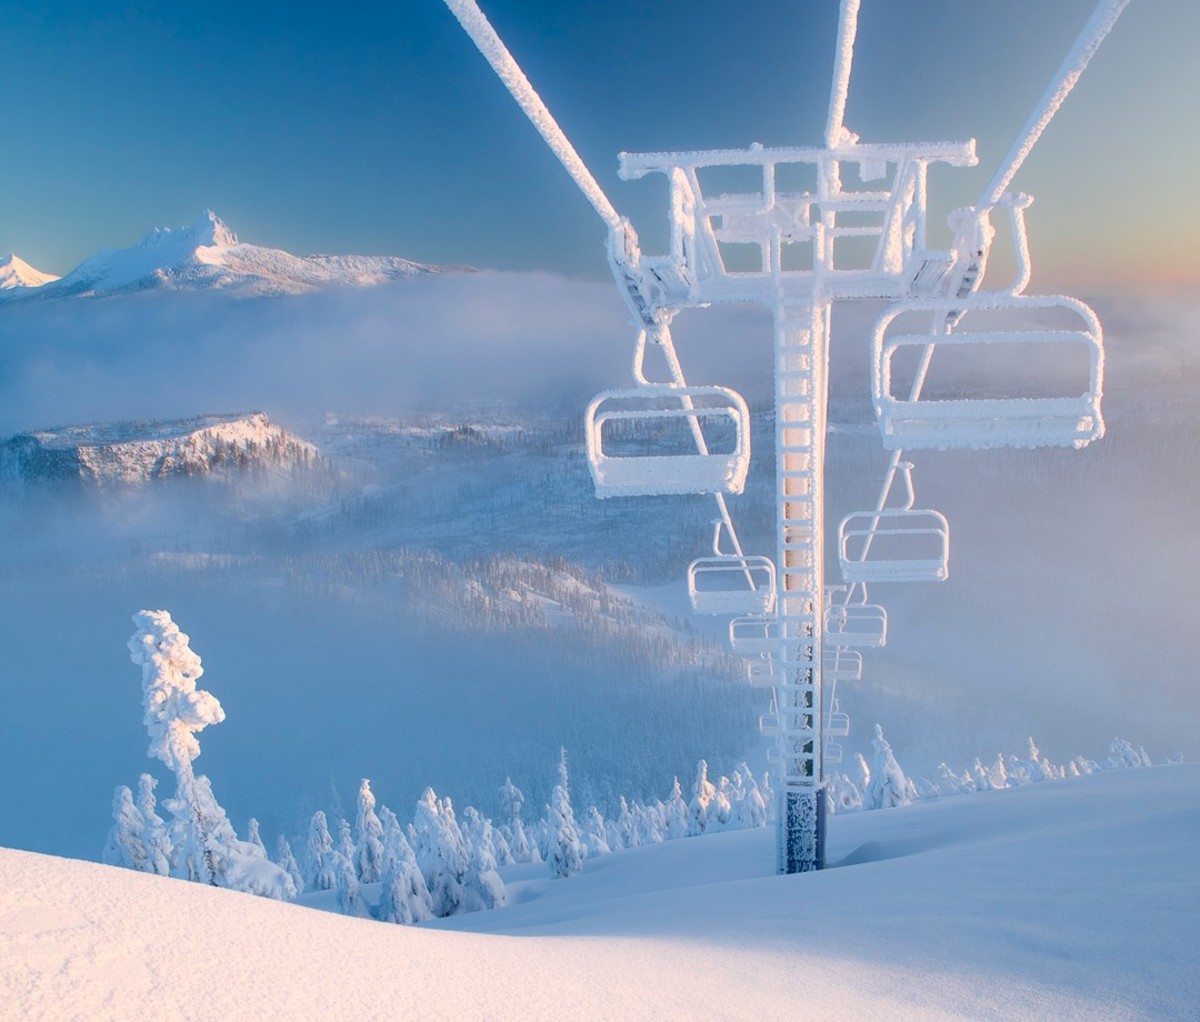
619 140 976 307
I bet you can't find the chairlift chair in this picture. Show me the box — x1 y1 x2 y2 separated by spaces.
872 293 1104 451
729 615 780 658
585 385 752 497
838 463 949 583
825 708 851 738
824 600 888 648
824 648 863 682
823 737 844 766
688 520 777 615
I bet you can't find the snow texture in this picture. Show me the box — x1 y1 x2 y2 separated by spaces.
4 764 1196 1021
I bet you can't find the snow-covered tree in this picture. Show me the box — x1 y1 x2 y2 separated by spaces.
461 813 507 913
633 800 664 845
936 763 974 796
710 775 733 831
544 748 583 878
355 778 385 885
134 773 171 875
127 611 291 898
733 764 768 828
246 818 267 856
583 806 611 857
333 850 368 918
863 724 914 810
103 785 152 872
1108 737 1152 769
275 835 305 895
336 817 356 868
413 788 467 917
613 796 637 849
306 810 336 891
128 610 225 885
664 777 690 840
824 772 863 814
498 777 536 863
377 807 433 924
688 759 717 836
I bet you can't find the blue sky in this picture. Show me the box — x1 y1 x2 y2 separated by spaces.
1 0 1194 287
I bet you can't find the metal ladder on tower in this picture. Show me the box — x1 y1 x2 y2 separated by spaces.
773 301 828 873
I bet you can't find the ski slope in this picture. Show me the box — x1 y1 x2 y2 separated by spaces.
2 763 1196 1022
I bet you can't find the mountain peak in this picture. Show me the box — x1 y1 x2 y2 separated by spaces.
189 209 238 247
0 252 60 290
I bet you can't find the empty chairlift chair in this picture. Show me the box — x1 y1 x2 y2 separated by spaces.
824 648 863 682
838 462 949 583
872 292 1104 451
688 520 777 616
585 384 752 497
824 588 888 647
729 615 780 658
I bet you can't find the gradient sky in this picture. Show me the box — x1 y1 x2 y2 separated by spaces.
1 0 1195 288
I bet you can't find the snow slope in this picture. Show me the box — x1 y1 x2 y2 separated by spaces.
0 254 58 290
2 764 1196 1022
3 211 447 298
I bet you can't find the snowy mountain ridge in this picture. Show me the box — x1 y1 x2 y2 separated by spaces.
0 411 320 487
0 211 453 299
0 252 58 290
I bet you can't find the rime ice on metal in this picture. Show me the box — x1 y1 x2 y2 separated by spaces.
443 0 1131 873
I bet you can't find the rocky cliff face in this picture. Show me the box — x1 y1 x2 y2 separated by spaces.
0 412 320 488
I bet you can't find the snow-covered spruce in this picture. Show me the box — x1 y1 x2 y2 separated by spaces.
123 610 293 898
544 748 583 878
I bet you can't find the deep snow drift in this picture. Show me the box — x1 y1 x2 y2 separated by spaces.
3 764 1196 1022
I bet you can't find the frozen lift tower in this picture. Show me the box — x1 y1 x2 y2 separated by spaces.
443 0 1131 873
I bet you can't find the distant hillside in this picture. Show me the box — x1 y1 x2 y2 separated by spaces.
0 411 320 488
0 211 458 299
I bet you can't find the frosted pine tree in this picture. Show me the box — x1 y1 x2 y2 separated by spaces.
276 835 305 895
461 812 507 913
1109 738 1152 769
633 800 664 845
734 764 768 828
246 818 267 856
355 779 385 885
103 785 152 871
413 788 467 917
583 806 611 857
664 778 690 840
377 807 433 924
333 850 368 918
613 795 637 849
336 818 356 870
688 759 716 836
135 773 171 875
498 777 536 863
863 724 914 810
824 772 863 814
128 610 224 884
306 810 336 891
545 748 583 878
127 610 291 898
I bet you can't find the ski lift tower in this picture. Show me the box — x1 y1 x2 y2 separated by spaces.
443 0 1129 873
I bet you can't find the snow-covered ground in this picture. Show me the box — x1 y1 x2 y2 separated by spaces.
3 763 1195 1022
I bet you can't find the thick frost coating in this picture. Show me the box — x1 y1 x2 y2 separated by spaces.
128 610 224 771
442 0 621 232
